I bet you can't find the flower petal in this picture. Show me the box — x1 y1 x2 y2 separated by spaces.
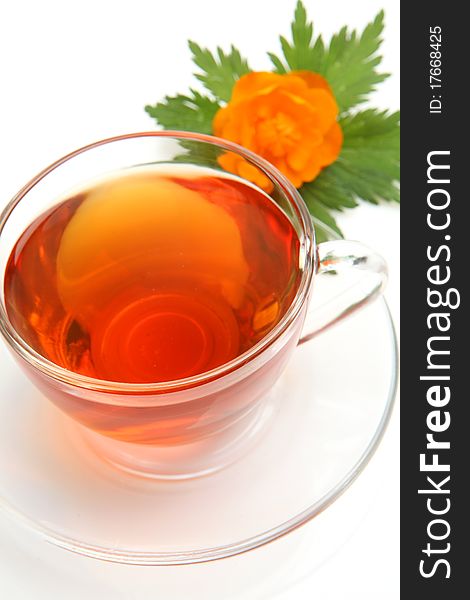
319 121 344 165
231 72 283 102
300 159 322 183
212 70 343 189
217 152 273 192
291 70 333 93
274 157 304 188
286 133 322 171
303 89 339 133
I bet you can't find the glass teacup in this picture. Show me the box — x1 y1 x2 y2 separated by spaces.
0 132 387 478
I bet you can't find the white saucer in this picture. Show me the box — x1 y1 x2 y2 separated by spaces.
0 287 397 565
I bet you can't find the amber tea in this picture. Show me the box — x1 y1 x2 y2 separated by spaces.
4 167 301 385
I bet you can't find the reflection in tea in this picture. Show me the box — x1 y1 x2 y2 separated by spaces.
5 167 301 385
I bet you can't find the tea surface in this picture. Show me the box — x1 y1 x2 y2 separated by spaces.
5 167 301 383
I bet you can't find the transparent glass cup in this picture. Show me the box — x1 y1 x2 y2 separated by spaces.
0 132 387 478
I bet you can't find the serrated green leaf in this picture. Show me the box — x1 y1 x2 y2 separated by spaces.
324 109 400 205
173 139 222 169
268 2 388 112
268 51 287 74
301 184 343 235
188 41 251 102
340 108 400 136
299 109 400 238
307 173 359 210
291 0 312 49
269 1 324 73
320 11 389 112
145 90 220 134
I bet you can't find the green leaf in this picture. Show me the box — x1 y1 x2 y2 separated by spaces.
267 52 287 74
299 109 400 239
301 185 343 242
269 1 324 72
173 139 222 169
188 42 251 102
268 2 388 113
322 12 389 112
337 109 400 202
145 90 220 134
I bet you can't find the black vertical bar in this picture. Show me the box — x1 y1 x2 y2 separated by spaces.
401 3 465 596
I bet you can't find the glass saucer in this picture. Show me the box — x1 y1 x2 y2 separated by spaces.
0 290 397 565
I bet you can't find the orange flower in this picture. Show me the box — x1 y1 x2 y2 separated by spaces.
213 71 343 189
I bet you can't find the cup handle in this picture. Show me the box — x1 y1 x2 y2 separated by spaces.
298 240 388 345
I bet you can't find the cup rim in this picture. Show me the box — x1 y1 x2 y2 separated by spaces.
0 131 316 394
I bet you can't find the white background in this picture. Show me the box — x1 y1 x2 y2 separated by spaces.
0 1 399 597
